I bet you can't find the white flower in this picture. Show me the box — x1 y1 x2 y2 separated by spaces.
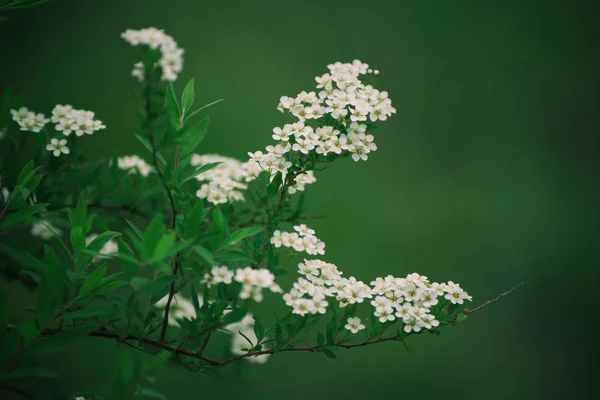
117 155 153 177
11 107 31 122
344 317 365 334
191 154 252 205
374 307 395 323
224 313 271 364
234 267 279 303
294 224 315 236
46 138 70 157
443 281 472 304
85 233 118 262
270 230 283 247
122 27 184 81
154 294 201 326
48 104 106 136
31 220 61 240
204 266 233 286
12 108 49 132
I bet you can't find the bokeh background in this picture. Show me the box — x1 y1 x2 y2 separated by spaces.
1 0 599 399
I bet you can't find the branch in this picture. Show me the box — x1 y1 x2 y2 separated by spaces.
7 283 522 368
141 72 179 343
465 282 524 316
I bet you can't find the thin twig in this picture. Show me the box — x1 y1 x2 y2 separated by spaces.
466 282 525 315
8 283 522 368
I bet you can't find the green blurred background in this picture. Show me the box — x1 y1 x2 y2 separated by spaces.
1 0 599 398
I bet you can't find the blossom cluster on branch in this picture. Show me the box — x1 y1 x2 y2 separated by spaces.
10 104 106 157
0 25 518 400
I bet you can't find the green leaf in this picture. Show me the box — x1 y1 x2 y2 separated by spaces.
0 203 49 230
143 215 164 258
210 207 225 250
131 275 176 294
36 245 66 322
326 315 337 345
190 285 201 314
41 221 72 257
222 227 263 248
317 332 325 346
152 231 176 262
72 193 88 228
17 166 42 200
179 116 209 156
79 263 107 298
134 134 167 165
165 81 181 128
79 231 121 270
17 161 34 185
17 320 38 343
70 227 86 252
94 280 128 296
181 77 195 113
238 330 254 348
184 99 224 122
267 172 283 197
456 313 467 322
0 366 59 380
185 202 204 238
321 348 336 359
193 246 216 265
275 324 285 347
126 219 144 240
0 243 46 271
254 317 265 341
20 270 42 284
180 162 221 185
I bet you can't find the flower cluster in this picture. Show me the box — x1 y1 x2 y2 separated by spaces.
202 265 234 287
116 155 153 177
11 105 106 158
282 259 339 316
30 220 61 240
234 267 282 302
51 105 106 137
270 224 325 256
279 60 395 124
283 258 472 334
121 27 184 81
10 107 49 132
243 60 396 192
191 154 253 205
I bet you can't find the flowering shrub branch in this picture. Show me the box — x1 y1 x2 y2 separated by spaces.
0 26 522 400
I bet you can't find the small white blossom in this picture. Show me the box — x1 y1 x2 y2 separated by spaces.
344 317 365 334
46 138 70 157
